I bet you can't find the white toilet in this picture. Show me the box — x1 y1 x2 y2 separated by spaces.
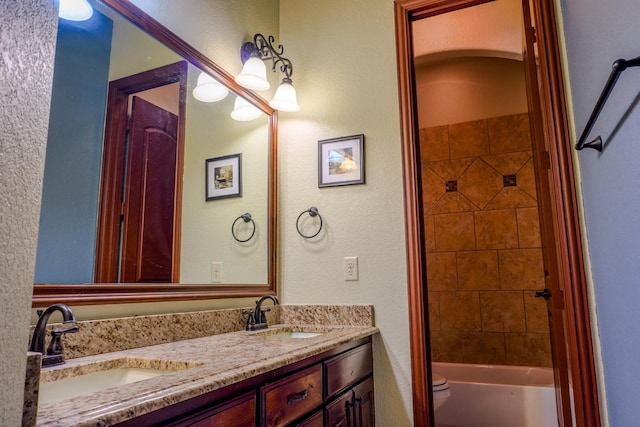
432 373 451 411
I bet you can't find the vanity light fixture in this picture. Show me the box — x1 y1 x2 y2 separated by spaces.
235 33 300 112
231 96 263 121
58 0 94 21
192 72 229 102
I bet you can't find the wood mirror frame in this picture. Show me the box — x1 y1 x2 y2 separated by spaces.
32 0 278 307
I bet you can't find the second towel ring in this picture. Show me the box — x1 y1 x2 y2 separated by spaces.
296 207 323 239
232 213 256 242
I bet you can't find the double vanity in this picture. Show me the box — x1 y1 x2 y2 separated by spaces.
26 305 377 426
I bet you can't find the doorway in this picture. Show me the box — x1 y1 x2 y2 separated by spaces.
394 0 600 426
95 61 187 283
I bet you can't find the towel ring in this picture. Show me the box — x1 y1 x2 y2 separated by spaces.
232 213 256 242
296 207 323 239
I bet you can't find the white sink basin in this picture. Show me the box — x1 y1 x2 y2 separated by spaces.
39 367 170 404
246 328 325 339
288 331 323 339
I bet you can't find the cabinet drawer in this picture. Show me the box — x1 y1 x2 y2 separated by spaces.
324 343 372 398
261 364 323 426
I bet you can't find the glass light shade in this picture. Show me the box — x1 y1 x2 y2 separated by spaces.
58 0 93 21
269 81 300 112
235 57 270 91
192 72 229 102
231 96 262 121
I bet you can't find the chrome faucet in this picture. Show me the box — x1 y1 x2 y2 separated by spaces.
28 303 78 367
245 295 279 331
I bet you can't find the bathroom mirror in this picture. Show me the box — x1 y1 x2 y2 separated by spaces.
32 0 277 306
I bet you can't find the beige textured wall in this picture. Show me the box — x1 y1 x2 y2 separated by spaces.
278 1 412 425
0 0 57 424
421 113 551 367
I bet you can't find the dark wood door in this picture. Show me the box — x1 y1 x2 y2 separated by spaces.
520 1 573 425
120 96 178 283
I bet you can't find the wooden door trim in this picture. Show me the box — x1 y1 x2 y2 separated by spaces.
94 61 187 283
393 0 601 425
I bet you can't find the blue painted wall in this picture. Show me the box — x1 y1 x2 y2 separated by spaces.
35 11 112 283
560 1 640 425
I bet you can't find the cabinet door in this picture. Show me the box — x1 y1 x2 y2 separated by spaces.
324 378 374 427
352 378 374 427
177 391 256 427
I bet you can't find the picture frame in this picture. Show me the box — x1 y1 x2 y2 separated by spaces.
318 134 365 187
206 153 242 201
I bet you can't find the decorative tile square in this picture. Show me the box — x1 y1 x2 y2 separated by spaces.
446 180 458 192
449 119 490 159
503 174 517 187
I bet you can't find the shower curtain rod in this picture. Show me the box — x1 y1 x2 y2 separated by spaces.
575 55 640 152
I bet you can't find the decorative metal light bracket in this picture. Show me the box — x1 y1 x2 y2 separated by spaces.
241 33 294 82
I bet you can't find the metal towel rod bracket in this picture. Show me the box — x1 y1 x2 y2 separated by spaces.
575 55 640 152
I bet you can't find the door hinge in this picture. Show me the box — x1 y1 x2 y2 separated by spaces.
526 26 537 44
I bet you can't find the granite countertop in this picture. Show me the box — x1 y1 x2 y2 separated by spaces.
35 322 378 426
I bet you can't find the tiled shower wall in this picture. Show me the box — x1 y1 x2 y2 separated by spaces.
420 113 552 367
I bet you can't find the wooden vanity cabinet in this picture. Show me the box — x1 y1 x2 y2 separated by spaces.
114 337 373 427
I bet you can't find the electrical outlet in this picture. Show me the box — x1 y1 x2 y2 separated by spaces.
344 256 359 281
211 262 222 283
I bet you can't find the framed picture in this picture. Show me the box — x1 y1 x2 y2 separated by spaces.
206 153 242 201
318 134 365 187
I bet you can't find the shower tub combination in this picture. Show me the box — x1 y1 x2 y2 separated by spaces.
433 361 561 427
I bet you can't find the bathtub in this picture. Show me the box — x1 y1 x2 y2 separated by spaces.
433 362 559 427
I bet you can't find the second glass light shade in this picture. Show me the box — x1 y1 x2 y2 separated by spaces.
235 57 270 91
269 81 300 112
